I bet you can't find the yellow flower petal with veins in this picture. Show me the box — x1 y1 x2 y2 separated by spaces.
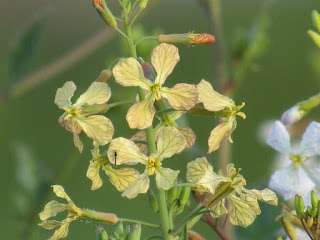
177 126 196 148
197 79 235 111
39 200 68 221
86 160 103 190
126 93 156 130
160 83 198 110
39 220 62 230
246 189 278 206
49 218 73 240
156 167 179 190
72 131 83 152
77 115 114 146
104 165 140 192
130 131 148 155
121 171 150 199
187 157 229 194
75 82 111 106
52 185 72 203
54 81 76 109
208 116 236 153
228 194 257 227
108 137 148 165
210 199 228 218
156 126 187 160
152 43 180 85
112 57 151 90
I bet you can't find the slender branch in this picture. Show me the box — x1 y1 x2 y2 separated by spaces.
114 26 129 40
135 36 158 46
118 218 160 229
204 213 230 240
130 7 143 27
155 108 176 115
301 219 315 240
108 100 135 109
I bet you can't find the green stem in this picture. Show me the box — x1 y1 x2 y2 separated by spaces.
118 218 161 229
130 7 143 27
171 204 204 235
145 236 163 240
135 36 158 46
108 100 135 109
171 183 196 188
122 10 172 240
155 108 176 115
114 27 128 40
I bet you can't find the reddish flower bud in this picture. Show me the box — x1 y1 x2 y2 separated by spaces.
92 0 117 28
158 33 215 45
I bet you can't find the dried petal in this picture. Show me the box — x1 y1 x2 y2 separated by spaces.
54 81 76 109
155 167 179 190
121 171 150 199
75 82 111 106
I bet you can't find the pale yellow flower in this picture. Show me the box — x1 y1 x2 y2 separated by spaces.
86 142 140 191
113 43 198 130
107 127 187 199
187 157 278 227
197 79 245 153
54 81 114 152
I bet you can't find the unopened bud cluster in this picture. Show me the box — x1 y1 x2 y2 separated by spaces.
97 222 141 240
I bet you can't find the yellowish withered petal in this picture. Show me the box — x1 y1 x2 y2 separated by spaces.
208 117 236 153
52 185 72 203
39 220 62 230
108 137 148 165
242 195 261 215
177 126 196 148
161 83 198 110
121 171 150 199
130 131 148 155
54 81 76 109
112 58 151 90
49 218 73 240
187 157 229 194
72 131 83 153
155 167 180 190
126 93 156 130
248 189 278 206
209 199 228 218
228 195 256 227
152 43 180 85
58 114 82 134
75 82 111 106
39 200 68 221
78 115 114 146
197 79 234 111
156 126 187 160
86 160 103 190
104 166 140 192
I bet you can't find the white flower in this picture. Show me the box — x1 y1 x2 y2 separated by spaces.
267 121 320 200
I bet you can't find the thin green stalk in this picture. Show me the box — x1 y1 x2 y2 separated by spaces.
135 36 158 46
130 7 143 27
122 9 172 240
155 107 176 115
118 218 160 229
108 100 135 109
114 26 128 40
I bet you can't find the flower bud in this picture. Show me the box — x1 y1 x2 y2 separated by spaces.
128 224 141 240
167 186 179 206
294 195 303 219
311 207 318 218
92 0 117 28
158 33 215 45
312 10 320 32
139 0 149 9
308 30 320 48
307 217 314 228
312 191 318 208
187 230 206 240
179 187 191 206
97 226 109 240
96 69 112 83
281 217 298 240
114 222 124 237
141 62 156 81
82 103 110 115
307 206 313 216
281 106 304 126
82 209 118 225
298 196 305 216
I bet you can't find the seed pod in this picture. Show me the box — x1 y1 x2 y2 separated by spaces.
167 186 178 206
281 217 298 240
312 191 319 209
298 196 305 215
147 190 159 213
179 187 191 206
128 224 141 240
294 195 303 219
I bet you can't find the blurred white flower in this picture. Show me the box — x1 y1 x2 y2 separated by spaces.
267 121 320 200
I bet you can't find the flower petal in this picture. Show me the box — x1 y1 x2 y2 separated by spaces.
267 121 291 156
228 194 257 227
49 218 73 240
58 114 82 134
72 131 83 153
210 199 228 218
160 83 198 110
187 157 229 194
39 200 68 221
130 131 148 155
104 165 140 192
121 171 150 199
39 220 63 230
112 58 151 90
108 137 148 165
77 115 114 146
52 185 72 203
75 82 111 106
177 126 196 148
197 79 234 111
152 43 180 85
54 81 76 109
126 93 156 130
300 121 320 157
86 160 103 190
269 164 314 200
247 188 278 206
156 167 179 190
156 126 187 160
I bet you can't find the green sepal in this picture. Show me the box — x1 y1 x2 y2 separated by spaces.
311 191 318 209
128 223 141 240
97 226 109 240
114 222 124 237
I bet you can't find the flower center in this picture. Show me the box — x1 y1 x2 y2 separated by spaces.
151 84 162 100
289 154 304 169
146 156 162 175
63 106 82 120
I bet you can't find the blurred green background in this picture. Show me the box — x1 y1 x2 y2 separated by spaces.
1 0 320 239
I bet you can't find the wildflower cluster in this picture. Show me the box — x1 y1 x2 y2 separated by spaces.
39 0 279 239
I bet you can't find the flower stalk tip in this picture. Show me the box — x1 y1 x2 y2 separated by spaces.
92 0 117 28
